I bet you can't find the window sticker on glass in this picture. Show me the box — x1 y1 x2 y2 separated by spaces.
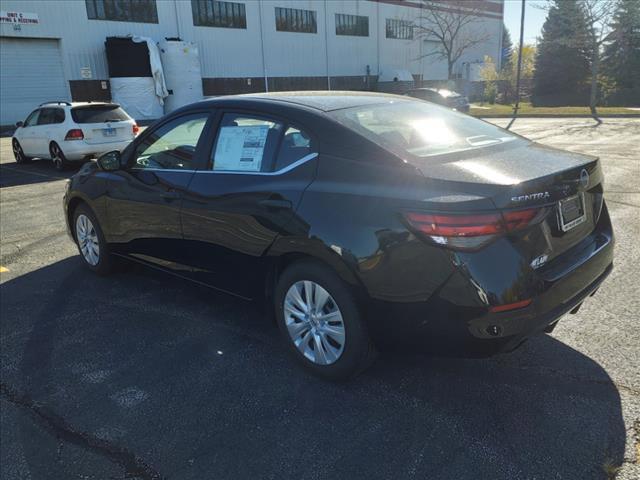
214 125 270 172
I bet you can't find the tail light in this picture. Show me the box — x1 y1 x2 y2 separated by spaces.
64 129 84 141
489 299 532 313
404 208 541 250
132 124 140 135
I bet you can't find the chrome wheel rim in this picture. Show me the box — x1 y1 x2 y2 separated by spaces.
13 142 23 162
75 214 100 266
284 281 345 365
51 145 63 169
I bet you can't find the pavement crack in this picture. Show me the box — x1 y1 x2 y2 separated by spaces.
0 382 164 480
605 198 640 209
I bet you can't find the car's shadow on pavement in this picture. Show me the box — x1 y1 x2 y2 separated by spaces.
0 257 625 480
0 160 81 188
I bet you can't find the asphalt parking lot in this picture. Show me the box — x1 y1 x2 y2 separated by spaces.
1 118 639 480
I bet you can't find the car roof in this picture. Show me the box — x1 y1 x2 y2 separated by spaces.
196 91 414 112
38 101 118 108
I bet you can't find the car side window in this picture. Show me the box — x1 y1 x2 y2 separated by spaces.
53 108 65 123
273 126 316 171
131 113 209 170
37 108 56 125
24 109 40 127
211 114 284 173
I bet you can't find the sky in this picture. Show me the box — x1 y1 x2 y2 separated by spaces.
503 0 549 45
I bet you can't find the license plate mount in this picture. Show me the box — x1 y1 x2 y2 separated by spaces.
103 128 116 137
558 193 586 232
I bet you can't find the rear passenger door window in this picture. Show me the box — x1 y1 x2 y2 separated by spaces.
210 113 315 173
211 114 284 173
53 108 65 123
37 108 56 125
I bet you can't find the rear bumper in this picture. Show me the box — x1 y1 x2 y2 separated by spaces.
365 224 614 357
62 139 132 161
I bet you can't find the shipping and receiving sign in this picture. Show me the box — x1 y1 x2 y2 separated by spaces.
0 11 39 25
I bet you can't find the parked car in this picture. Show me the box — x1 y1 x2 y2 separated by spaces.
12 101 138 171
63 92 613 380
405 87 470 112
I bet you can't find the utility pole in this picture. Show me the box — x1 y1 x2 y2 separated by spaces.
507 0 526 130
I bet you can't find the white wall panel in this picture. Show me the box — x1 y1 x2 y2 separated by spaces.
0 0 504 93
0 37 69 125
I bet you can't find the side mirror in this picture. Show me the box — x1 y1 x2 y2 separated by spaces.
97 150 122 171
15 121 23 128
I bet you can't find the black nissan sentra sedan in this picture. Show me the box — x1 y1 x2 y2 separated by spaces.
64 92 614 380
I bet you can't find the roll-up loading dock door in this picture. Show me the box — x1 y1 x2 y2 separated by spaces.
0 37 70 126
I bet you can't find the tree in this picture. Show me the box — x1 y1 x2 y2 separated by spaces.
501 24 513 71
602 0 640 91
415 1 491 79
502 44 537 102
532 0 592 105
579 0 616 121
479 55 499 103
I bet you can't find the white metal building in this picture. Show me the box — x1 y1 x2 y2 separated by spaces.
0 0 504 125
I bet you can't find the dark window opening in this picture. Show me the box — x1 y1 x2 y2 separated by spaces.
85 0 158 23
191 0 247 29
275 7 317 34
386 18 413 40
335 13 368 37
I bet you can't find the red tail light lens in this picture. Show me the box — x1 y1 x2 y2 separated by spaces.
404 208 541 250
132 124 140 135
64 129 84 141
489 299 532 313
404 212 504 237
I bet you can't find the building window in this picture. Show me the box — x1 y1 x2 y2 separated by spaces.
85 0 158 23
275 7 317 34
335 13 368 37
191 0 246 29
386 18 413 40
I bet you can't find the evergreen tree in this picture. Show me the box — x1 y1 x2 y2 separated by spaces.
532 0 592 104
602 0 640 90
501 24 513 70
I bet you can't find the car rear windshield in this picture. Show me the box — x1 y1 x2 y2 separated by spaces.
329 100 518 158
71 105 130 124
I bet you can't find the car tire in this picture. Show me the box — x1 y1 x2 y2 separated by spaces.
12 139 30 164
50 142 68 171
72 203 114 275
274 260 377 380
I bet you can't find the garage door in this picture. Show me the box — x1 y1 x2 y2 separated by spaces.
0 37 70 126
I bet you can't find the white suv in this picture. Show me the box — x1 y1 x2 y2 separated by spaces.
12 101 138 170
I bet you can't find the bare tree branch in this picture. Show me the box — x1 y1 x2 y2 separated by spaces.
414 0 492 79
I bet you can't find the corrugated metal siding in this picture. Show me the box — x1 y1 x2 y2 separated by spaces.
0 0 503 122
0 0 502 82
0 37 70 124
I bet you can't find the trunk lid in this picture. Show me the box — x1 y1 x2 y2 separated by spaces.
412 141 604 262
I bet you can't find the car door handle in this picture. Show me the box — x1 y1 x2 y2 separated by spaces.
259 198 292 209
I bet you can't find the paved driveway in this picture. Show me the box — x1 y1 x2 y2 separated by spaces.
1 118 639 479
